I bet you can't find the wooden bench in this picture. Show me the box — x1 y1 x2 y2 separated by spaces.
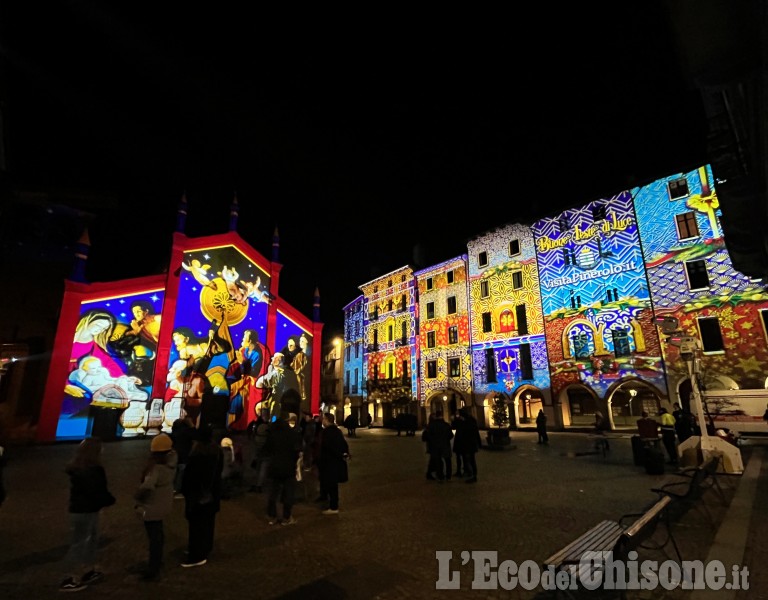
543 495 678 598
650 454 727 523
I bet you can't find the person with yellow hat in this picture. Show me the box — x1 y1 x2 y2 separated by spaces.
134 433 177 581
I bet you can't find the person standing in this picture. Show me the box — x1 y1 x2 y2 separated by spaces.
659 408 678 465
133 433 177 581
422 412 453 481
450 413 464 477
318 413 349 515
60 437 116 592
456 408 482 483
536 409 549 445
180 425 223 568
171 416 196 499
672 402 693 443
262 413 303 525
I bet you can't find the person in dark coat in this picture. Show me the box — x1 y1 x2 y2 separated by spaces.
180 424 223 567
343 414 357 437
318 413 349 514
171 416 196 497
672 402 693 443
422 412 453 481
450 413 464 476
60 437 116 592
262 413 303 525
536 409 549 444
454 408 482 483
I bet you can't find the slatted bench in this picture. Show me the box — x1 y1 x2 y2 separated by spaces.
543 495 677 598
651 453 727 523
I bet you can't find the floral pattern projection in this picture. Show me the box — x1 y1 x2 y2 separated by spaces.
532 191 666 403
633 165 768 399
467 225 550 404
170 245 273 431
416 258 472 404
57 290 165 440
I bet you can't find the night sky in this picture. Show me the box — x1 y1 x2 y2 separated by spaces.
2 4 709 336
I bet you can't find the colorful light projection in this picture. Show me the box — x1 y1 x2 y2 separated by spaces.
634 165 768 389
57 290 165 440
275 310 313 415
169 245 272 430
533 192 664 398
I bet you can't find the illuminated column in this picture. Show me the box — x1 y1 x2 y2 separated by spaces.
71 230 90 283
229 193 239 231
176 193 188 233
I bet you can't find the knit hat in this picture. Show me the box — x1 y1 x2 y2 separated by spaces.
151 433 173 453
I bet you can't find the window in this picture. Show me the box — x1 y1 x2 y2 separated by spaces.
401 321 407 343
448 325 458 344
426 277 433 290
373 285 378 293
388 279 392 287
401 275 406 282
516 304 528 335
509 239 520 256
354 367 358 387
448 358 461 377
400 295 406 311
592 204 607 221
606 288 619 303
478 251 488 267
446 270 454 284
345 370 350 389
675 212 699 240
387 362 394 378
485 348 497 382
512 271 523 290
519 343 533 380
447 296 457 315
612 329 631 357
571 331 590 359
569 291 582 309
480 280 489 298
699 317 725 352
426 302 435 320
427 331 436 348
668 178 689 200
563 248 575 266
427 360 437 378
355 342 359 358
685 260 710 290
388 299 393 312
482 312 493 333
402 359 408 378
388 325 393 341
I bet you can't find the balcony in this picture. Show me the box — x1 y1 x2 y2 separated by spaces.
366 343 379 353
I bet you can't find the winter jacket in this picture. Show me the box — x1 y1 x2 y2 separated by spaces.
66 464 115 514
134 450 177 521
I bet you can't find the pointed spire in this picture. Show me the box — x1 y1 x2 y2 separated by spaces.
229 192 239 232
71 229 91 282
176 192 188 233
272 226 280 262
313 286 321 322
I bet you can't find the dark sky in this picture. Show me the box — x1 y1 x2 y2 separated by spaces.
2 4 708 336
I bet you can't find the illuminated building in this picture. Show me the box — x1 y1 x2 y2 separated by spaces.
342 296 365 422
37 198 323 441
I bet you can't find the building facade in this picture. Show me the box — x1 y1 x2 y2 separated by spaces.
348 164 768 430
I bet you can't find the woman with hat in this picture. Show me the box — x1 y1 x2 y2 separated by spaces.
134 433 177 580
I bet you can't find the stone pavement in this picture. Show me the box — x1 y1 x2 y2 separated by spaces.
0 429 765 600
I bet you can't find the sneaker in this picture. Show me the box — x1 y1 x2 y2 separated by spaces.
281 517 297 526
180 559 207 568
322 509 339 515
268 518 281 525
59 577 87 592
81 570 103 585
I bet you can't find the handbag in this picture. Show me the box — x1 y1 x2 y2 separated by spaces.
338 457 349 484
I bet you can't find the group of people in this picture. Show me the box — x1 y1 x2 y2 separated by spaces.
636 402 695 465
422 408 481 483
58 410 352 591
